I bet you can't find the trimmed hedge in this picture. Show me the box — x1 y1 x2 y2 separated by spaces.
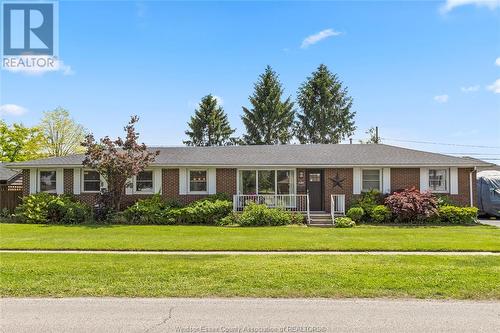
346 207 364 223
371 205 391 224
15 193 91 224
218 203 305 227
438 206 478 225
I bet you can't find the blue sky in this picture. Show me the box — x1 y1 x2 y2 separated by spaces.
1 0 499 162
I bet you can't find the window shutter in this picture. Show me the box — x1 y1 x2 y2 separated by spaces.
125 177 133 195
382 168 391 194
420 168 428 192
153 169 162 194
179 168 187 195
208 168 216 194
450 167 458 195
29 169 37 194
56 168 64 194
73 168 81 194
353 168 362 195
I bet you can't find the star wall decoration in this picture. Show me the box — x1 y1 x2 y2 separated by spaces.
330 172 345 189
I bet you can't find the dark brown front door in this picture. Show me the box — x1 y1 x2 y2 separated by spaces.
306 169 323 211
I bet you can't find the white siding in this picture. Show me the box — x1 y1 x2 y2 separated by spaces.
450 167 458 195
353 167 362 195
56 168 64 194
208 168 216 194
29 169 37 194
419 168 428 192
125 177 133 195
179 168 187 195
73 168 81 194
382 168 391 194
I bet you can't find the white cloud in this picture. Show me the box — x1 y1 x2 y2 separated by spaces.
301 29 342 49
0 104 27 116
4 57 74 76
487 79 500 93
495 57 500 66
434 94 449 103
440 0 500 14
461 85 480 92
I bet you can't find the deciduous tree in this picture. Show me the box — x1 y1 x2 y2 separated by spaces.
40 107 86 156
0 120 44 162
82 116 159 211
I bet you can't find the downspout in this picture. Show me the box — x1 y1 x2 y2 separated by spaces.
469 167 476 207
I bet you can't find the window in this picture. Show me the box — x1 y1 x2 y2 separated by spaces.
240 170 256 194
83 170 100 192
277 170 294 194
39 170 56 193
238 169 295 195
429 169 448 192
258 170 275 194
189 170 207 192
362 169 381 192
136 171 153 193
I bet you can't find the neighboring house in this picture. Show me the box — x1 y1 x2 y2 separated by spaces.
0 163 22 188
6 144 491 215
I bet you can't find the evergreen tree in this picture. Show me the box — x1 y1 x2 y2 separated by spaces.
184 95 236 146
241 66 295 145
295 64 355 144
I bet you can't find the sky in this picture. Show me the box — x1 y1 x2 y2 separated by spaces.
1 0 499 163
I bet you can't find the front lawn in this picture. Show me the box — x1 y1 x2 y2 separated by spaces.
1 253 498 299
1 223 499 252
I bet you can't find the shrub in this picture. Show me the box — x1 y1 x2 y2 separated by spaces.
216 212 240 226
334 217 355 228
351 189 384 221
237 203 291 226
370 205 391 223
122 194 174 225
435 194 456 208
177 199 232 225
205 193 232 202
346 207 364 223
385 188 438 223
16 193 91 224
438 206 478 225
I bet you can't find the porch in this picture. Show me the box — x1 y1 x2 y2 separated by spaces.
232 194 346 225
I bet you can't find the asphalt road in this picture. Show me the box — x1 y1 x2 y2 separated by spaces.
1 298 499 333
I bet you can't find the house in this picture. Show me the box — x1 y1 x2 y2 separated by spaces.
0 163 22 188
5 144 491 216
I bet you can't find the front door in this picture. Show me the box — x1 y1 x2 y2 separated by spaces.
306 169 323 211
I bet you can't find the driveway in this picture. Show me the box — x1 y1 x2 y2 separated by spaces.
1 298 499 333
479 218 500 227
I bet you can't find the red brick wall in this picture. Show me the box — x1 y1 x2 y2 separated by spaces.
22 169 30 196
324 168 354 212
64 169 74 194
216 168 237 196
391 168 420 192
449 168 476 207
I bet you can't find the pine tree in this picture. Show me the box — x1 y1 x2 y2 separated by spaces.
184 95 236 146
241 66 295 145
295 64 355 144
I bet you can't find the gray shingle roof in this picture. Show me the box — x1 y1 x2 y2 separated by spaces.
0 163 20 181
4 144 491 168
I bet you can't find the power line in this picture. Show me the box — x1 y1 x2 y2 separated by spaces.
382 138 500 149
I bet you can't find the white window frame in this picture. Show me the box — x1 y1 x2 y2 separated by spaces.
38 169 57 194
134 170 154 194
237 168 296 195
81 169 101 193
188 169 208 194
428 168 449 193
361 168 382 192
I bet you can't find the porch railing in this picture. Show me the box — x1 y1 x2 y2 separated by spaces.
331 194 346 216
233 194 310 214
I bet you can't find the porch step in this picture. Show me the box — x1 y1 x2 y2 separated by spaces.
308 213 333 227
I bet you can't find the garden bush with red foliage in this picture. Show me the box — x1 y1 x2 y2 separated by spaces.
384 187 438 223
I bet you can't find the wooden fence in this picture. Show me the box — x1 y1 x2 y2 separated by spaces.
0 184 22 212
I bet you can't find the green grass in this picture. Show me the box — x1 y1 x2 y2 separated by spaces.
1 223 499 252
1 253 498 299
